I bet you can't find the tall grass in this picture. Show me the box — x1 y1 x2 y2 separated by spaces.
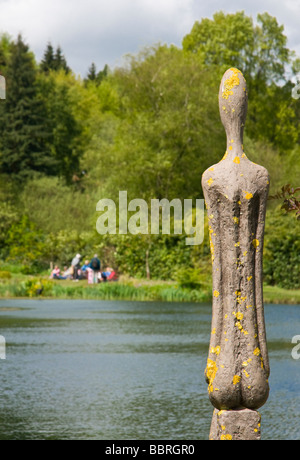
50 282 211 303
0 277 211 303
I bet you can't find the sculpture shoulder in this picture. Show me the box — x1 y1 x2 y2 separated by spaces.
202 158 270 196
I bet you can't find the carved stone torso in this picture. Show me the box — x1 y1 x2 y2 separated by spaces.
202 68 270 412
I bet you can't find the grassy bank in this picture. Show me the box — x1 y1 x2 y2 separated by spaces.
0 277 211 303
0 273 299 304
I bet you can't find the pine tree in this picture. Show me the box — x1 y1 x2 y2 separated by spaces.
40 43 70 74
86 62 97 81
0 35 54 181
97 64 109 84
40 42 55 73
85 63 109 86
54 46 70 73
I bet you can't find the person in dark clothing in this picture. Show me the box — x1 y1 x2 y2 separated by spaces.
90 254 101 284
71 254 81 280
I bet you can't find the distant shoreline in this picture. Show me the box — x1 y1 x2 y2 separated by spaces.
0 277 299 305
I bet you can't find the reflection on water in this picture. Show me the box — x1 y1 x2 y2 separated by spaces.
0 299 299 440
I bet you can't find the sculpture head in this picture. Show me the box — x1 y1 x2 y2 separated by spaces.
219 68 248 143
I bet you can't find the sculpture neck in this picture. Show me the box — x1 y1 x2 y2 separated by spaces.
225 124 244 158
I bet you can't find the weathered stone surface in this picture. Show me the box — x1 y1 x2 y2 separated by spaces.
209 408 261 441
202 68 270 423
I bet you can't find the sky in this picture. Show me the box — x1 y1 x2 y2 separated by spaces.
0 0 300 77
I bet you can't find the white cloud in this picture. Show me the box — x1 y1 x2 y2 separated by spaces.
0 0 299 76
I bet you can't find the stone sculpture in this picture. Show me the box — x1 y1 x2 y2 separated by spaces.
202 68 270 440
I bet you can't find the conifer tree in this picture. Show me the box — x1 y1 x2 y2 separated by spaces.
86 62 97 81
0 35 54 181
54 46 70 73
40 42 55 73
40 43 70 73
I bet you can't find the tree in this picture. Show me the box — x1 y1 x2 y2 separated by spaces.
40 42 55 73
54 46 70 73
85 63 109 85
182 11 291 84
182 11 298 152
93 45 223 201
0 35 54 181
40 43 70 73
86 62 97 81
38 70 84 183
97 64 109 84
0 33 12 75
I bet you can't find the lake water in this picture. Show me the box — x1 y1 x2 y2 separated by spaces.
0 299 299 440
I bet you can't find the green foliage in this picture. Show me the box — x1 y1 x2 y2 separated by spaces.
85 63 109 86
0 15 299 292
96 45 224 200
0 35 54 180
19 176 95 234
176 268 204 290
40 43 70 73
0 271 12 279
182 11 297 152
0 33 12 74
37 71 83 183
264 209 300 289
182 11 291 84
5 215 47 269
24 278 53 297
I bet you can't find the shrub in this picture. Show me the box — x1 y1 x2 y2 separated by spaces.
0 271 12 280
264 208 300 289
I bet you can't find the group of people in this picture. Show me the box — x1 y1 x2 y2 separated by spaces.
50 254 116 284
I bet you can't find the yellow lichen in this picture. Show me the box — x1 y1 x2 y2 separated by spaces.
222 68 241 100
233 375 241 385
206 359 218 393
214 290 220 298
220 434 233 441
253 348 261 357
235 321 243 330
233 156 240 164
244 191 253 200
211 346 221 356
252 239 260 249
207 178 214 187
